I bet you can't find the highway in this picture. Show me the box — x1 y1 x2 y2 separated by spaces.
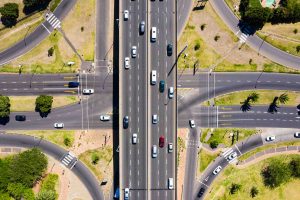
193 129 300 199
0 0 77 66
119 0 148 199
149 0 177 199
0 132 104 200
210 0 300 70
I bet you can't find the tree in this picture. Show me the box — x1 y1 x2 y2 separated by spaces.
91 153 100 165
261 159 291 188
6 183 26 199
0 3 19 27
229 183 241 194
209 140 219 149
0 193 10 200
0 95 10 118
194 42 200 51
35 95 53 117
240 92 259 112
10 148 48 188
243 7 272 29
48 47 54 57
296 45 300 53
250 186 259 198
290 157 300 178
23 188 35 200
63 137 72 147
36 190 56 200
23 0 51 15
278 93 289 104
249 92 259 103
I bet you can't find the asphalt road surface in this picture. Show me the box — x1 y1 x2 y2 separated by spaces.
0 0 77 66
0 132 104 200
210 0 300 69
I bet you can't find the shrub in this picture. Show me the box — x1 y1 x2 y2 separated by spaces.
214 35 220 41
200 23 206 31
91 153 100 165
209 140 219 149
63 137 72 147
230 183 241 194
194 42 200 51
250 186 258 198
296 45 300 53
47 47 54 57
290 157 300 178
293 28 298 34
81 26 84 32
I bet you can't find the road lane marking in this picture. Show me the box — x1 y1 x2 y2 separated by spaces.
235 144 242 155
41 23 51 34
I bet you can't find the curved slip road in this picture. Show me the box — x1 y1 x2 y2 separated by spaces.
0 0 77 66
210 0 300 69
0 132 104 200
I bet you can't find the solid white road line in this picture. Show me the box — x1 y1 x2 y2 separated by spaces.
41 23 51 34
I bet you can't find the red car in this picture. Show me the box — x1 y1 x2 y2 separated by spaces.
159 136 165 148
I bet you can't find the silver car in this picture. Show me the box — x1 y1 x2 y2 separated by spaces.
131 46 137 58
54 123 64 128
213 165 222 175
265 136 275 142
83 88 94 94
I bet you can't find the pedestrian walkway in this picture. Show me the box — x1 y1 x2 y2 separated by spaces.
45 13 61 29
61 152 78 169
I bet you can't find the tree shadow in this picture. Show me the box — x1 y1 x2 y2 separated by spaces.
240 96 252 112
193 0 208 11
0 117 10 125
35 106 51 118
23 0 51 15
268 97 279 114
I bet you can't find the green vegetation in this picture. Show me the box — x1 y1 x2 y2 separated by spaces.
35 95 53 116
199 149 219 172
204 128 258 147
37 174 58 200
211 90 300 106
0 148 48 199
0 3 19 27
79 147 113 180
177 136 185 165
50 0 61 12
91 153 100 165
8 130 75 148
0 95 10 118
205 155 300 200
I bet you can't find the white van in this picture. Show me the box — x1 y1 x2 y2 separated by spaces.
151 70 157 85
151 27 157 42
168 178 174 189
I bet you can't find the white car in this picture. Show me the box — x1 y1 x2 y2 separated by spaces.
131 46 137 58
168 178 174 190
83 88 94 94
54 123 64 128
152 114 158 124
124 57 130 69
168 87 174 99
294 132 300 138
189 119 195 128
124 10 129 20
168 143 173 153
99 115 110 121
152 145 157 158
265 136 276 142
124 188 129 200
213 165 222 175
227 152 237 161
132 133 137 144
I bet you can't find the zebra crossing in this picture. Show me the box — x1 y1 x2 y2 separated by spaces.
222 148 238 164
45 13 61 29
61 152 78 169
239 33 248 43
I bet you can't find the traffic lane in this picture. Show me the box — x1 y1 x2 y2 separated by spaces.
177 0 192 36
261 130 300 145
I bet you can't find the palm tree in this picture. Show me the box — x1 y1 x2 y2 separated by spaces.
249 92 259 103
278 93 289 104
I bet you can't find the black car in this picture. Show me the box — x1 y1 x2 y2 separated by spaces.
68 81 80 88
297 104 300 115
15 115 26 121
159 80 165 93
197 187 205 198
139 21 145 35
123 116 129 129
167 44 173 56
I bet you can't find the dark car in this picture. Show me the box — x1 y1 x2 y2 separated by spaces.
68 81 80 88
159 80 165 93
139 21 145 34
167 44 173 56
159 136 165 148
15 115 26 121
123 116 129 129
197 187 205 198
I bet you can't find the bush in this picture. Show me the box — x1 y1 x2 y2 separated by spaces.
91 153 100 165
63 137 72 147
200 23 206 31
250 186 258 198
214 35 220 41
0 3 19 27
293 28 298 34
48 47 54 57
230 183 241 194
296 45 300 53
261 159 291 188
209 140 219 149
0 95 10 118
36 190 56 200
194 42 200 51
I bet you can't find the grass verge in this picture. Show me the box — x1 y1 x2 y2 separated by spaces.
210 90 300 106
79 147 113 180
6 130 75 148
205 155 300 200
50 0 61 12
204 128 258 147
199 148 219 173
10 96 78 112
177 137 185 166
